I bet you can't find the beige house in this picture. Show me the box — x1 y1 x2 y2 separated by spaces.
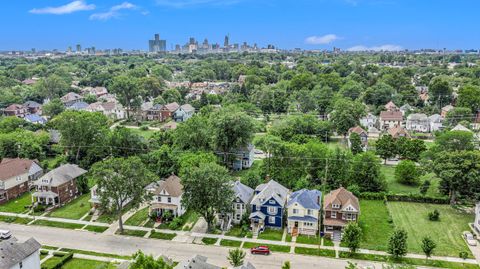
0 158 43 204
146 174 185 218
286 189 322 236
323 187 360 240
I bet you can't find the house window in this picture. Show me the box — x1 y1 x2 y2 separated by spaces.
268 207 277 215
269 216 275 224
332 204 340 209
269 200 275 204
236 204 241 210
168 197 171 203
19 262 23 269
157 196 162 202
236 214 240 220
331 212 337 218
293 209 298 214
307 209 312 215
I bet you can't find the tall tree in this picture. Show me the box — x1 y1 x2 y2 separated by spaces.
110 75 142 119
349 132 363 155
42 98 65 118
108 127 147 157
375 135 396 163
90 157 154 233
330 98 366 136
457 85 480 113
350 152 386 192
387 229 408 259
342 222 362 254
181 162 234 231
129 250 173 269
227 248 246 267
395 160 419 185
421 236 436 259
429 77 453 108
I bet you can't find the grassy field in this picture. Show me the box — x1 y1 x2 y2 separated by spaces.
296 234 321 245
220 239 242 247
129 128 158 139
116 229 147 237
61 258 116 269
257 228 284 241
48 194 91 220
41 256 64 268
83 225 109 233
201 237 217 245
358 200 394 251
387 202 473 257
0 215 31 224
32 220 84 230
0 192 31 213
125 207 149 226
381 165 443 197
59 248 131 260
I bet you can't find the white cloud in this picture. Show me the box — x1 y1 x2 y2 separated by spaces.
155 0 242 8
90 2 137 21
305 34 339 45
347 44 403 52
30 1 95 15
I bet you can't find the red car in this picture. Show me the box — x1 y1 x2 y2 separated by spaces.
250 246 271 255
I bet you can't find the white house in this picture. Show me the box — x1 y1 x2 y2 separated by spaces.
406 113 430 133
286 189 322 236
146 174 185 218
360 113 378 129
0 237 41 269
400 104 413 116
429 114 443 132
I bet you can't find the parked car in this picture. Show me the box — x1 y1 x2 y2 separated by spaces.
0 229 12 239
250 246 271 255
463 232 477 246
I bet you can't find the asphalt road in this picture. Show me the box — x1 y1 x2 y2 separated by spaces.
2 223 384 269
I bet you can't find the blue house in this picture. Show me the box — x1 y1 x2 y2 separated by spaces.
249 180 289 234
231 144 255 171
173 104 195 122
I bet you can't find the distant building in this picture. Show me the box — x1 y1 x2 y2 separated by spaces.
61 92 83 107
406 113 430 133
348 126 368 151
149 34 166 53
0 237 41 269
173 104 195 122
379 111 403 130
323 187 359 239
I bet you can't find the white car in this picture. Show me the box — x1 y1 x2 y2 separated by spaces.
463 232 477 246
0 229 12 240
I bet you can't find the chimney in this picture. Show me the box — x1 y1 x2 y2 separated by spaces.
265 175 270 182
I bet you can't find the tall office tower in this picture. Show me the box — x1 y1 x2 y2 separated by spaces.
67 46 72 53
203 38 209 49
224 35 229 48
189 37 196 45
31 48 36 54
76 44 81 52
149 34 167 53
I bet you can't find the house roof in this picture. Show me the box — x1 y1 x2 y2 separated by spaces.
234 262 257 269
385 101 398 110
387 126 411 138
174 255 221 269
451 124 473 133
25 114 47 124
287 189 321 210
233 180 254 204
61 92 83 103
0 158 39 181
380 111 403 121
348 126 366 135
68 101 89 110
180 104 195 113
34 164 87 187
429 114 442 123
23 101 41 108
407 113 428 121
442 105 454 111
400 104 412 111
324 187 359 212
251 179 289 206
4 104 23 111
101 102 121 111
249 211 266 220
163 102 180 112
0 237 41 268
149 174 183 197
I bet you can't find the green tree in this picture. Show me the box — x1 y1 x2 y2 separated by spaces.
42 98 65 118
0 117 28 133
83 94 97 104
342 222 362 254
162 88 182 104
90 157 154 233
129 250 173 269
108 127 147 157
110 75 142 119
282 261 291 269
350 152 386 192
375 135 396 163
395 160 419 185
349 132 363 155
181 162 234 231
173 115 213 151
387 229 408 259
330 98 366 136
421 236 436 259
433 130 475 152
227 248 246 267
35 74 69 99
141 76 164 98
429 77 452 108
143 145 178 178
445 107 473 127
457 85 480 113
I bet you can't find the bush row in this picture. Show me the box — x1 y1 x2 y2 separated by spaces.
359 192 450 204
41 252 73 269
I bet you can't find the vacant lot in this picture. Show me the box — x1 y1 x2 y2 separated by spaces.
381 165 443 197
49 194 91 220
358 200 394 251
387 202 473 257
0 192 31 213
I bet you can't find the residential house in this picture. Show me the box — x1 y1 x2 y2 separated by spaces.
379 111 403 130
146 104 163 121
0 237 41 269
286 189 322 236
360 113 377 129
160 102 180 121
32 164 87 206
385 101 398 111
387 125 411 139
323 187 360 238
3 104 27 118
224 144 255 171
82 86 108 97
22 78 38 85
146 174 185 218
24 114 47 125
135 101 153 121
174 255 221 269
173 104 195 122
347 126 368 151
231 180 254 224
0 158 43 204
67 101 89 111
101 102 125 120
89 184 131 209
61 92 83 107
23 101 42 114
441 105 454 118
406 113 430 133
452 123 472 132
249 180 289 233
429 114 444 132
399 104 413 115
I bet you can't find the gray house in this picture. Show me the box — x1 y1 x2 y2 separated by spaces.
0 237 41 269
173 104 195 122
406 113 430 133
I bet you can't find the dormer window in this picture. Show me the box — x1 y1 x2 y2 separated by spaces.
332 204 341 209
269 200 275 204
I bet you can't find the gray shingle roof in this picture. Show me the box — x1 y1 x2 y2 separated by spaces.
174 255 221 269
0 237 41 268
233 181 254 204
287 189 322 210
251 180 289 207
34 164 87 187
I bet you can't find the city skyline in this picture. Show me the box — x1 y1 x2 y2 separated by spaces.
1 0 480 51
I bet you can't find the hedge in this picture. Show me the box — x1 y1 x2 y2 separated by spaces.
359 192 449 204
41 252 73 269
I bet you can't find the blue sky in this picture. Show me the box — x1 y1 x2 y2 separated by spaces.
1 0 479 51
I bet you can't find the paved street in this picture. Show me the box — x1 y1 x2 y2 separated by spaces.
3 222 385 269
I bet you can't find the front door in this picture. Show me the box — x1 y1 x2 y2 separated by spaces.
294 221 299 228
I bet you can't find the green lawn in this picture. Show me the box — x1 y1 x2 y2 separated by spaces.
225 225 250 238
201 237 217 245
220 239 242 247
387 202 473 257
129 128 157 139
242 242 290 253
257 228 284 241
180 211 199 231
149 231 176 240
323 238 334 247
0 192 32 213
295 247 336 257
41 256 63 267
61 258 116 269
358 200 394 251
48 194 91 220
381 165 443 197
296 234 321 245
0 215 32 224
32 220 84 230
83 225 109 233
125 207 149 226
58 248 131 260
116 229 147 237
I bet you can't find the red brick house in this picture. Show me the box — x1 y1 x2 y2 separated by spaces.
323 187 360 239
3 104 27 118
0 158 43 204
160 102 180 121
32 164 87 206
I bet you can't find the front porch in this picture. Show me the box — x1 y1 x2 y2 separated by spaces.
32 191 59 206
149 203 180 220
249 211 266 237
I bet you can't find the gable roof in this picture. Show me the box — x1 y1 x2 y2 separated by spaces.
387 125 411 138
407 113 428 121
61 92 83 103
324 187 359 212
163 102 180 112
348 126 367 135
25 114 47 124
0 158 39 181
149 174 183 197
380 111 403 121
180 104 195 113
34 164 87 187
0 237 41 268
23 101 42 108
428 114 442 122
174 254 221 269
451 124 472 133
287 189 321 210
4 104 24 111
233 180 254 204
385 101 398 110
68 101 89 110
251 180 289 207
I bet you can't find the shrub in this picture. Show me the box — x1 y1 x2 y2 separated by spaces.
139 125 149 131
41 252 73 269
428 209 440 221
168 217 183 230
419 180 430 195
359 192 449 204
40 250 49 255
395 160 419 185
33 205 47 213
459 251 469 259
